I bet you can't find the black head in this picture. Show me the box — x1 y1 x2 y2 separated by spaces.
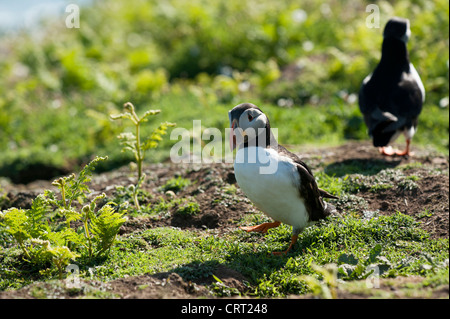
228 103 274 150
228 103 263 125
383 17 411 43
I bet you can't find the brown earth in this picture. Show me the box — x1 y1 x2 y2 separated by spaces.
0 141 448 299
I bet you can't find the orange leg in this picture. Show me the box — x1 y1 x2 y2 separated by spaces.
272 235 299 256
378 146 395 156
240 221 281 234
394 139 414 156
379 140 413 157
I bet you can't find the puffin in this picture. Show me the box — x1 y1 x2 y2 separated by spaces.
229 103 337 255
358 17 425 156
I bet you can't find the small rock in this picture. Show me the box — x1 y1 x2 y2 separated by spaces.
165 190 176 198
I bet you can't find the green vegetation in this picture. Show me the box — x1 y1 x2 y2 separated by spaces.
0 0 448 298
110 102 175 181
0 157 126 280
4 210 446 296
1 153 448 297
161 176 192 193
0 0 448 182
110 101 175 209
175 200 201 217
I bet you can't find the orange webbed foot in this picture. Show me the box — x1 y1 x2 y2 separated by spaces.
379 140 413 157
271 235 298 256
239 221 281 234
378 146 396 156
394 149 414 157
394 139 413 157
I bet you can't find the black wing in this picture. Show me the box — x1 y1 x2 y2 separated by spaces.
359 68 423 146
278 145 337 222
390 71 423 119
358 73 394 138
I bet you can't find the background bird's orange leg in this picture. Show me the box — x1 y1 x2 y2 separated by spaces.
272 234 299 256
240 221 281 234
379 140 413 157
394 139 413 156
378 146 395 156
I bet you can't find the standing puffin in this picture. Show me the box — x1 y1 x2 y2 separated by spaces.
229 103 337 255
359 17 425 156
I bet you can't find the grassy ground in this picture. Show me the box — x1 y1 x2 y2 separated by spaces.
0 142 448 299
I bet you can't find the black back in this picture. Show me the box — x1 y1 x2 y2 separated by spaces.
359 18 423 147
277 145 337 222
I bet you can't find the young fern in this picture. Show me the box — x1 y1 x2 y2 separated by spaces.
111 102 175 210
79 193 126 259
111 102 175 179
1 208 33 260
90 204 126 257
52 156 108 209
0 156 126 276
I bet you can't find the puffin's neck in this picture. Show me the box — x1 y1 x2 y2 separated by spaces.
242 124 277 149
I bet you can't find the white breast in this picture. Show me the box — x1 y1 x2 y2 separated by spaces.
409 63 425 102
234 146 312 230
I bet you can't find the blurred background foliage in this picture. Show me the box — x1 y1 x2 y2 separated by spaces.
0 0 448 183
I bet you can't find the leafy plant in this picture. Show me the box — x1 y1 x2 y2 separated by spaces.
110 102 175 181
49 245 79 280
175 200 200 217
86 196 126 258
112 183 152 215
210 274 241 297
110 102 175 210
337 244 393 280
161 176 191 193
0 156 127 277
2 208 37 261
298 263 338 299
418 209 433 219
51 156 107 225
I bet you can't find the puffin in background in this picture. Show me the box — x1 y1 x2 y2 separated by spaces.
359 17 425 156
229 103 337 255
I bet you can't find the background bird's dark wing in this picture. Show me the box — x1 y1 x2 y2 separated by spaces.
374 72 423 145
358 68 423 147
358 74 397 137
390 72 423 120
358 75 373 115
359 75 380 136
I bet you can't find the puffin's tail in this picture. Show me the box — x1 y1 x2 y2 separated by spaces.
319 188 338 200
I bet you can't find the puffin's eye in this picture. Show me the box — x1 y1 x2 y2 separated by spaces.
248 113 253 121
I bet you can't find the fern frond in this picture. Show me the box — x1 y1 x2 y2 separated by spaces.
90 204 126 256
66 156 108 206
143 121 176 150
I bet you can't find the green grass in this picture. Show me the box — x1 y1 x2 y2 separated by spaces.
175 200 200 217
160 176 192 193
0 0 448 181
1 209 448 297
117 213 446 297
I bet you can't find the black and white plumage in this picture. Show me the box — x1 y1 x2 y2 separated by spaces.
359 17 425 156
229 103 337 255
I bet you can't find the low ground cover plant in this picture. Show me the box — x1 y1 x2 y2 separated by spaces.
0 156 126 278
